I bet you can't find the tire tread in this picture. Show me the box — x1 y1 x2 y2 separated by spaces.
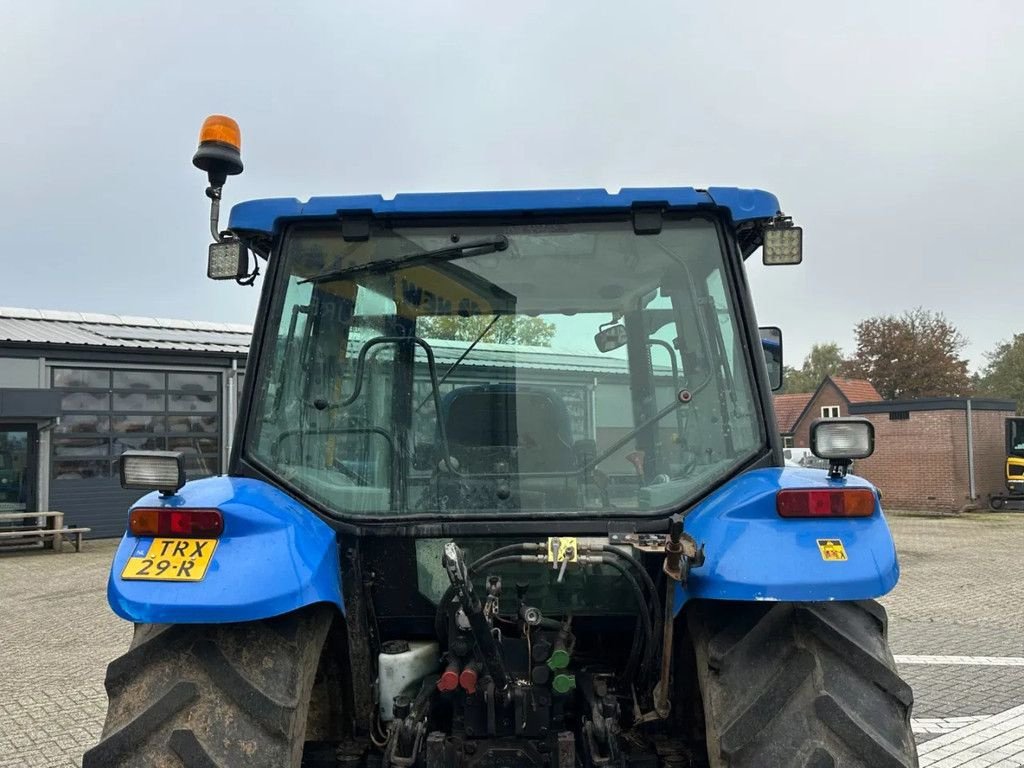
83 605 333 768
691 599 918 768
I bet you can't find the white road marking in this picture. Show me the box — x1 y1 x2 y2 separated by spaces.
914 717 987 734
896 655 1024 667
918 703 1024 767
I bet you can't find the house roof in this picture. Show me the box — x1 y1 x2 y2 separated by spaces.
773 376 880 434
0 306 253 355
830 377 882 402
850 397 1016 414
0 306 659 376
774 393 813 434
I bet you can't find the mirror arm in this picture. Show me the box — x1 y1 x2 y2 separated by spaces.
206 184 225 244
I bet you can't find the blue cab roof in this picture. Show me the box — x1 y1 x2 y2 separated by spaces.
228 186 780 235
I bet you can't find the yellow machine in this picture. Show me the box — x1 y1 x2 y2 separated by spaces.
990 417 1024 509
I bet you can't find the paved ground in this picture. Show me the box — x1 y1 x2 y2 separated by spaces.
878 512 1024 766
0 512 1021 767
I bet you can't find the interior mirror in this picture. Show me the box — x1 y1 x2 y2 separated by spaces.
595 324 628 353
759 326 783 391
208 240 250 280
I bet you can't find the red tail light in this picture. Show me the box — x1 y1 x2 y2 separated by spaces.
129 508 224 537
776 489 875 518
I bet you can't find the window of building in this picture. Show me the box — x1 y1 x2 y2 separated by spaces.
783 435 794 448
889 410 910 421
821 405 841 418
51 367 222 481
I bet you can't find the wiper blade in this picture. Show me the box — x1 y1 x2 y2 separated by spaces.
300 235 509 284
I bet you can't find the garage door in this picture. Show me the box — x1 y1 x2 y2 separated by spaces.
48 366 222 538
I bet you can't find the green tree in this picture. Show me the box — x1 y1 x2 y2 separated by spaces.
975 334 1024 413
844 308 969 399
781 342 846 394
418 314 556 346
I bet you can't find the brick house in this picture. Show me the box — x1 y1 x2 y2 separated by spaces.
850 398 1015 512
774 376 882 448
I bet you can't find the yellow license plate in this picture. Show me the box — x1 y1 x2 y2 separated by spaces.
121 538 218 582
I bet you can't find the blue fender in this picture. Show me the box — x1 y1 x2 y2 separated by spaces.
106 477 343 624
676 467 899 612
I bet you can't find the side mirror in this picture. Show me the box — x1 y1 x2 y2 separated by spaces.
595 324 628 353
759 326 783 391
208 240 251 281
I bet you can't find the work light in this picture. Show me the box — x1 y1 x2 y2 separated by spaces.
207 240 250 280
762 221 803 265
810 418 874 460
120 451 186 495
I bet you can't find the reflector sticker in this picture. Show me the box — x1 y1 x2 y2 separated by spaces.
816 538 848 561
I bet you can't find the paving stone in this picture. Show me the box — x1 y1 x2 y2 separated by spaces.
0 514 1022 765
0 541 129 768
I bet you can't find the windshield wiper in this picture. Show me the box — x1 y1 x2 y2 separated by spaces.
300 235 509 284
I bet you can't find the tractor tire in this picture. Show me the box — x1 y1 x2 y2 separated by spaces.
83 603 335 768
990 496 1006 510
689 600 918 768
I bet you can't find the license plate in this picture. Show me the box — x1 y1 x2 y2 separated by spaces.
121 538 218 582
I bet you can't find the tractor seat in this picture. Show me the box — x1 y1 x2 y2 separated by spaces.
442 384 575 474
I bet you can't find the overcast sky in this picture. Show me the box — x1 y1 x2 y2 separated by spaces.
2 1 1021 370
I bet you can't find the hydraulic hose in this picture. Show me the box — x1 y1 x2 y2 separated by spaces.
435 552 545 642
600 554 654 680
469 543 544 572
598 545 663 676
599 545 657 600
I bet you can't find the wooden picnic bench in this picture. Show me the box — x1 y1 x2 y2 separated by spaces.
0 511 91 553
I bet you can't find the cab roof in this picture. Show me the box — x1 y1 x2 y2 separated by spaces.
227 186 780 236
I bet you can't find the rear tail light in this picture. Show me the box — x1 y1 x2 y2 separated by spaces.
129 508 224 537
776 489 875 518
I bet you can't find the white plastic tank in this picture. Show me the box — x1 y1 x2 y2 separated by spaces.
377 640 440 721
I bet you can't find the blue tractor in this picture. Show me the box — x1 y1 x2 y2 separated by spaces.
85 116 917 768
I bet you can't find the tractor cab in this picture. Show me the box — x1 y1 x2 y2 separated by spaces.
239 215 773 521
84 116 916 768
